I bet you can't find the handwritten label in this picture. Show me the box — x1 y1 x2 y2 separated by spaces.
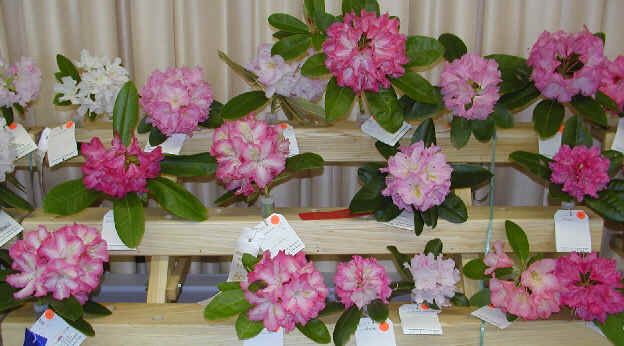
554 209 591 252
611 118 624 153
361 117 411 146
145 133 187 155
355 318 397 346
259 214 305 257
227 227 265 282
47 121 78 167
398 304 443 335
243 328 284 346
471 305 512 329
0 210 23 247
538 128 562 159
8 123 37 159
384 210 414 230
29 309 86 346
280 124 300 157
102 210 136 251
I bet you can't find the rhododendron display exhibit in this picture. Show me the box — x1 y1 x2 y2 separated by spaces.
0 56 41 124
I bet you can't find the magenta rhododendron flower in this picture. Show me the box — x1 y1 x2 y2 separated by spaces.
528 29 605 103
323 10 407 93
334 256 391 309
6 224 109 303
381 142 452 212
483 240 513 275
140 66 213 136
0 56 41 108
599 56 624 112
241 251 328 332
440 53 501 120
556 252 624 322
549 145 610 202
211 115 289 196
81 136 163 199
409 253 460 306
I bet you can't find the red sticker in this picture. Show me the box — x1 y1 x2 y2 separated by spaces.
8 122 17 130
65 120 74 129
379 321 389 332
270 215 281 225
44 309 55 320
298 209 371 220
576 211 586 220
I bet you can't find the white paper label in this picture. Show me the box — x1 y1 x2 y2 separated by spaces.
355 318 397 346
29 309 86 346
0 210 23 247
47 121 78 167
611 118 624 153
361 117 411 146
8 123 37 159
586 321 606 337
280 124 299 157
102 210 136 251
471 306 512 329
554 209 591 252
538 130 562 159
37 127 51 166
145 133 186 155
398 304 443 335
384 210 414 230
259 213 305 257
243 328 284 346
227 227 265 282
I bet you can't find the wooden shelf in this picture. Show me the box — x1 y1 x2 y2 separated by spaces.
21 206 602 256
1 303 608 345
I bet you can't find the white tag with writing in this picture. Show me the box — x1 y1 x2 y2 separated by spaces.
227 226 265 282
280 124 300 157
611 118 624 153
102 210 136 251
538 130 562 159
384 210 414 230
0 210 23 247
471 306 511 329
145 133 187 155
29 309 86 346
361 117 411 146
47 121 78 167
398 304 443 335
8 123 37 159
554 209 591 252
243 328 284 346
355 318 397 346
259 213 305 257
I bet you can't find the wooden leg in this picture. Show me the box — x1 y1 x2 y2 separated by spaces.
459 253 481 298
147 256 170 304
166 257 191 302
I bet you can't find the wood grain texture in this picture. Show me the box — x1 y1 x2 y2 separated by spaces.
1 303 608 346
146 256 169 304
20 206 602 256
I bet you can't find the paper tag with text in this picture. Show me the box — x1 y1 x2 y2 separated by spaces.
0 210 23 247
259 214 305 257
384 210 414 230
29 309 86 346
471 305 512 329
280 123 299 157
8 123 37 159
538 129 562 159
145 133 187 155
361 117 411 146
227 226 265 282
102 210 136 251
243 328 284 346
554 209 591 252
398 304 443 335
611 118 624 153
355 318 397 346
47 121 78 167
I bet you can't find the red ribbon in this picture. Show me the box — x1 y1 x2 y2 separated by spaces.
298 208 372 220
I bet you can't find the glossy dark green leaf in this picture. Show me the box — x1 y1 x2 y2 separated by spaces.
485 54 531 94
438 33 467 61
268 13 309 33
214 190 237 207
43 179 100 215
450 292 470 306
271 34 312 60
595 313 624 345
199 100 224 128
0 282 21 312
147 177 207 221
221 91 269 120
596 91 619 113
450 116 471 148
137 116 153 134
341 0 380 15
112 81 139 146
148 127 167 146
471 117 495 142
285 153 324 172
505 220 529 264
301 53 329 77
242 253 260 272
236 312 264 340
399 94 444 120
561 114 592 147
0 249 11 267
374 141 398 159
422 206 438 228
297 318 331 344
491 104 514 128
349 175 384 213
0 184 33 211
450 164 492 189
508 151 552 180
367 299 389 323
160 153 217 177
424 238 443 256
320 301 345 317
113 193 145 248
603 150 624 177
1 107 13 125
585 190 624 222
332 305 362 346
83 301 112 316
438 192 468 223
50 296 83 321
594 32 606 44
469 288 491 307
373 197 401 222
413 211 424 236
325 77 355 121
405 35 445 67
391 71 439 104
218 281 242 292
412 118 436 146
357 163 385 185
204 289 252 320
462 258 487 280
499 84 540 111
571 95 608 127
365 88 404 133
533 99 565 138
56 54 80 82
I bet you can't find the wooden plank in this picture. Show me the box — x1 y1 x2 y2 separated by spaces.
20 206 602 256
146 256 169 304
459 253 482 298
1 303 608 345
166 257 191 302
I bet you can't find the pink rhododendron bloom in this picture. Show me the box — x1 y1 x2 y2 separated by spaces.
409 253 460 306
556 252 624 322
528 29 605 103
211 116 289 196
381 142 452 212
334 256 391 309
0 56 41 108
323 10 407 93
599 56 624 112
440 53 501 120
549 145 610 202
140 66 213 136
241 251 328 332
81 135 163 199
5 252 47 300
483 240 513 275
520 258 559 296
489 278 515 309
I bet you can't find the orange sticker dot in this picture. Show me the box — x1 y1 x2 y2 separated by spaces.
420 303 429 310
65 120 74 129
488 304 494 308
279 123 288 129
379 321 389 332
8 122 17 130
558 125 565 133
44 309 55 320
576 211 586 220
270 215 280 225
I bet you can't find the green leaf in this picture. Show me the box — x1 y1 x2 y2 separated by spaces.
0 283 22 312
367 299 389 323
320 301 345 317
412 118 436 146
609 179 624 192
471 117 495 142
285 153 324 172
112 81 139 146
83 301 112 316
594 32 606 44
1 107 13 125
204 289 252 320
485 54 531 94
604 150 624 177
462 258 487 280
390 72 439 104
148 127 167 146
341 0 380 15
505 220 529 264
438 192 468 223
561 114 592 147
235 312 264 340
424 238 443 256
242 253 260 272
357 163 384 185
374 141 398 159
312 32 325 50
218 281 242 291
548 182 572 203
450 292 470 307
221 91 269 120
332 305 362 346
304 0 325 21
137 116 153 134
214 190 237 207
301 53 329 77
52 93 72 106
199 100 224 128
0 184 33 211
64 317 95 337
268 13 309 33
422 206 438 228
50 296 83 321
56 54 80 82
113 193 145 248
0 249 11 267
273 30 294 39
571 95 608 127
147 177 207 221
405 36 445 67
349 175 384 213
585 190 624 222
271 34 311 60
387 246 413 281
450 116 471 148
399 94 444 120
325 77 355 121
413 211 424 236
297 318 331 344
160 153 217 177
450 164 492 189
438 33 467 61
43 179 100 215
491 104 514 128
596 91 619 113
218 51 261 88
532 100 565 138
595 313 624 345
315 13 338 32
469 288 491 307
279 96 329 126
365 88 403 133
499 84 540 111
373 197 401 222
508 151 552 180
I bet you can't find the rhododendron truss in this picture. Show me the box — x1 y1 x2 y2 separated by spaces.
43 82 208 248
350 119 492 235
204 251 332 344
0 56 41 124
0 224 111 337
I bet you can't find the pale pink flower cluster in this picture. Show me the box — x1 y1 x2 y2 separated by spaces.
81 136 163 199
409 253 460 307
211 116 289 196
140 66 214 136
334 256 391 309
483 241 513 276
528 29 605 103
6 224 109 304
599 56 624 112
549 145 610 202
556 252 624 322
0 57 41 108
323 10 407 93
440 53 501 120
247 44 327 100
381 142 452 211
241 251 328 332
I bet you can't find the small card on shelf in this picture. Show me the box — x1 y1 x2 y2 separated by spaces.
384 210 414 230
243 328 284 346
361 116 411 146
46 121 78 167
101 210 136 251
398 304 443 335
29 309 86 346
554 209 591 252
0 210 23 247
354 317 397 346
8 123 37 159
471 305 512 329
259 213 305 256
145 133 187 155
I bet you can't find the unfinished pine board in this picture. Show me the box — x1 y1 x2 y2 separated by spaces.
1 303 608 346
21 206 602 256
146 256 170 304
